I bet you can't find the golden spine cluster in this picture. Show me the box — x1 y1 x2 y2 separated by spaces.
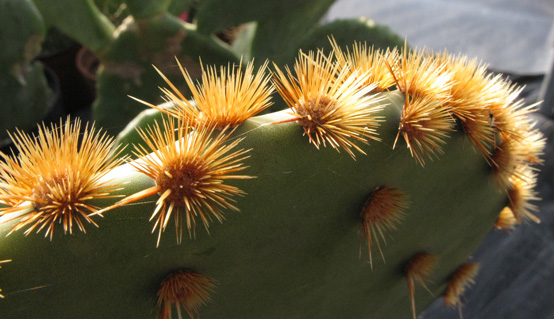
272 49 386 159
359 186 409 268
0 39 545 318
133 59 274 130
0 118 125 239
157 270 217 319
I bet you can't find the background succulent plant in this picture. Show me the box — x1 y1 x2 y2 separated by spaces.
0 0 51 142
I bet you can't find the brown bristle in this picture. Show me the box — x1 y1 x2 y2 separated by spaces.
0 117 125 239
405 252 438 319
134 58 274 130
444 262 480 316
272 49 385 159
360 186 408 268
394 95 455 166
112 118 252 246
495 207 517 230
330 37 399 92
157 269 217 319
508 166 541 224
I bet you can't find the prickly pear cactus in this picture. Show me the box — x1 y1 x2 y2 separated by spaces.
0 42 544 319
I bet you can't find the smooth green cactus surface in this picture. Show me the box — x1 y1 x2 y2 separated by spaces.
0 42 544 319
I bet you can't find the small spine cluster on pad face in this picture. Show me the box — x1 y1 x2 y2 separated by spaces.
359 186 408 268
444 262 480 317
405 253 438 319
157 269 217 319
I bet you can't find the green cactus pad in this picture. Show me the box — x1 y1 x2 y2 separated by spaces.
92 13 238 136
0 92 507 318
